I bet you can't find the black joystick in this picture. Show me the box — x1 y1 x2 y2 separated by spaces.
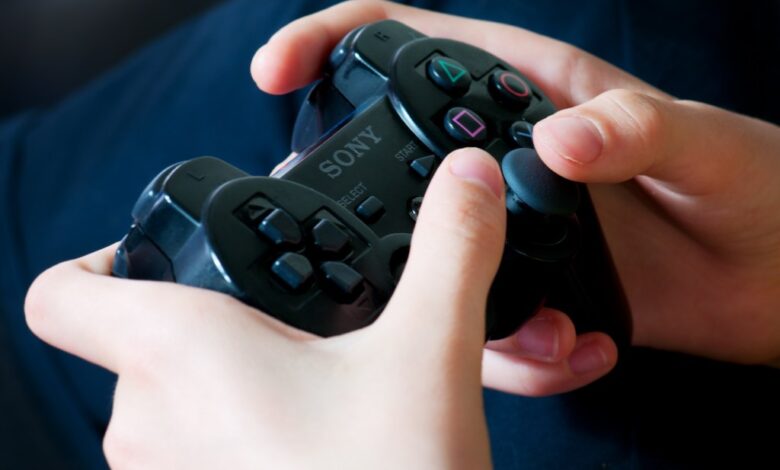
113 20 631 345
501 148 580 217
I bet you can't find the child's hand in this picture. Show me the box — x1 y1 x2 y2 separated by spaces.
252 0 780 394
25 149 506 469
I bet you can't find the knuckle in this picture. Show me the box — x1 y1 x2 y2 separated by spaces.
120 289 247 374
490 373 554 398
102 428 122 468
24 263 68 339
103 421 139 470
557 45 600 105
442 189 505 249
599 88 666 145
121 342 168 383
185 290 251 324
347 0 389 16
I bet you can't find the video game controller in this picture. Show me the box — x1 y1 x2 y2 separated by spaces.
113 20 631 343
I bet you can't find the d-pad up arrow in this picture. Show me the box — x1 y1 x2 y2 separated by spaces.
438 59 467 83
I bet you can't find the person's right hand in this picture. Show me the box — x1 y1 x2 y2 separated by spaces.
251 0 780 395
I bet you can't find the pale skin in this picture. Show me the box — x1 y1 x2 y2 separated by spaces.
24 1 780 468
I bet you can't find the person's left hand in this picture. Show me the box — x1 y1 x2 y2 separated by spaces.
25 149 514 469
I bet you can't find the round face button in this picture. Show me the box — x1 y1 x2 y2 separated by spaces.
427 57 472 96
509 121 534 148
489 70 532 109
443 107 488 143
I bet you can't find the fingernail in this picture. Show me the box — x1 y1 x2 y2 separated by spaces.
538 116 603 164
568 339 609 374
514 316 559 360
448 149 503 199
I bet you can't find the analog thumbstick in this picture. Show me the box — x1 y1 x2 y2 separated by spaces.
501 148 580 216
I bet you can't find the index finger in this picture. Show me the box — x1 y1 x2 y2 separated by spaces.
251 0 666 107
23 245 303 373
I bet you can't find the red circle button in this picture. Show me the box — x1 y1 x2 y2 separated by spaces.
489 70 532 109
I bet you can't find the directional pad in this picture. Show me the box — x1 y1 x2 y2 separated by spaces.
239 196 274 223
258 208 302 247
311 219 350 257
271 252 313 291
321 261 364 301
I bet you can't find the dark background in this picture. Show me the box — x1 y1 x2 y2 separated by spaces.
0 0 225 117
0 0 227 463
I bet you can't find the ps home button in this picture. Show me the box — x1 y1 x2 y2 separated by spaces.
427 57 471 96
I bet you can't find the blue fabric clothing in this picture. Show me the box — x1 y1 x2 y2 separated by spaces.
1 0 778 468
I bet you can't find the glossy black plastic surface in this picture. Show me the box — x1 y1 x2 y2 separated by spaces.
115 20 631 344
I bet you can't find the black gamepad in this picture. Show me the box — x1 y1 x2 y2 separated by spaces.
113 20 631 343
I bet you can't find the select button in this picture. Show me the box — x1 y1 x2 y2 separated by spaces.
356 196 385 223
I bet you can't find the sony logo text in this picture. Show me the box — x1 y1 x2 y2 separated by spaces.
319 126 382 179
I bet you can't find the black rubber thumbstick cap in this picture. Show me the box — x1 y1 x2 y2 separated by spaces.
501 148 580 216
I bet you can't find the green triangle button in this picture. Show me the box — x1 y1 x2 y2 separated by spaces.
438 59 467 84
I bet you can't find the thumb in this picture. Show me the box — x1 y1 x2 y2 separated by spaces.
378 148 506 350
532 89 779 195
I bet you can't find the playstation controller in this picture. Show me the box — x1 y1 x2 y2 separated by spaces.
113 20 631 343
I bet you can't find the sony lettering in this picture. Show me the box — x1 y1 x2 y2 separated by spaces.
319 126 382 179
